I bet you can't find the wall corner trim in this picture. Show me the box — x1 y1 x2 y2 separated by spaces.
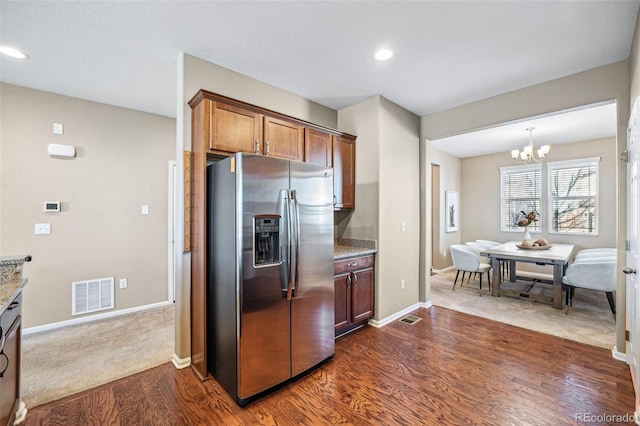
172 353 191 369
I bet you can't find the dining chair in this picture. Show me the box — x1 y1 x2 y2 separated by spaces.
562 256 617 318
450 244 491 295
472 240 508 277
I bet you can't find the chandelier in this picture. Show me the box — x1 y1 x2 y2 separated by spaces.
511 127 550 163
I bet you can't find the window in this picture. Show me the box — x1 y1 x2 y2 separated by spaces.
547 157 600 235
500 164 541 232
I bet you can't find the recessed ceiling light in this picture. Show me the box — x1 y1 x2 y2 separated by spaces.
374 49 393 61
0 46 29 60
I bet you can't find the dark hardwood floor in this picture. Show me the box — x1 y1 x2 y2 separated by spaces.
26 306 635 425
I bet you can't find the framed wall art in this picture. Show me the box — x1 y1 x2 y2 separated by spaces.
445 191 458 233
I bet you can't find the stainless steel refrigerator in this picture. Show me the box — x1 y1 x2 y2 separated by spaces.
207 152 335 405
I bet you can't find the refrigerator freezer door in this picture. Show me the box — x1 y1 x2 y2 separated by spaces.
289 161 335 376
238 154 292 399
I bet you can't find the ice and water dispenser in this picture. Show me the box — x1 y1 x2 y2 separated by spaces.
254 215 280 266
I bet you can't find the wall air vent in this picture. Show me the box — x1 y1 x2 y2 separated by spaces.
72 277 114 316
399 314 422 325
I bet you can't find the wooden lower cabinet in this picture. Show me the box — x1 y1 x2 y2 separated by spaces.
334 255 375 337
0 292 21 426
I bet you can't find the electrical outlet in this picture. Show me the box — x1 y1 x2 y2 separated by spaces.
401 279 405 290
401 222 406 232
119 278 128 289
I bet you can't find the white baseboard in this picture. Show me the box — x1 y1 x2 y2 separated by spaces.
432 266 455 274
13 402 26 425
420 300 432 309
172 353 191 369
23 300 174 335
612 345 629 363
368 302 422 328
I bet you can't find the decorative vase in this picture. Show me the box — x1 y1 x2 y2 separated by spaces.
523 227 532 240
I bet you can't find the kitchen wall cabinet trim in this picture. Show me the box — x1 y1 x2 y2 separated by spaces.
189 90 355 142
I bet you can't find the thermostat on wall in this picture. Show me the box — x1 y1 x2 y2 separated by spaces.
44 201 60 212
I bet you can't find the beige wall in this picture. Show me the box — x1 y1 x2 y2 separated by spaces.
335 96 380 240
460 137 617 250
430 148 461 269
338 96 420 320
422 61 630 141
176 54 340 359
630 8 640 107
0 83 175 328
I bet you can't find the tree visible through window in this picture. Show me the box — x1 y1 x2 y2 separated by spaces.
500 164 542 232
548 158 600 234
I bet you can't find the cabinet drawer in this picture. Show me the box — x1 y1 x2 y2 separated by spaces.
334 255 374 275
1 292 21 334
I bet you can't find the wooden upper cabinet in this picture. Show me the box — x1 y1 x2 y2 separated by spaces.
210 101 262 155
304 128 332 167
263 116 304 161
332 135 356 210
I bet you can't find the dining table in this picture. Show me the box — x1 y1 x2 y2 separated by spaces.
480 241 576 309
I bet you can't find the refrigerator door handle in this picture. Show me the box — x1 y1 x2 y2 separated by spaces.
285 189 296 301
291 189 301 298
279 189 291 298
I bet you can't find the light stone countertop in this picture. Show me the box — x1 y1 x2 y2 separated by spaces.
0 255 30 313
334 238 377 260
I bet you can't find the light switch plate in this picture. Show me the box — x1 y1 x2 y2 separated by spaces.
35 223 51 235
141 205 149 215
53 123 63 135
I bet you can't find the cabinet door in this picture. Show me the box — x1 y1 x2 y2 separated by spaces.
351 268 374 322
334 273 351 331
211 102 262 154
264 117 304 161
304 128 332 167
332 135 355 210
0 317 19 426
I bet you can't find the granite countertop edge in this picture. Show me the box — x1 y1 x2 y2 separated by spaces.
0 278 26 313
334 238 378 260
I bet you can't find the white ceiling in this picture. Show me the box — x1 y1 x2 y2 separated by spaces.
0 1 637 156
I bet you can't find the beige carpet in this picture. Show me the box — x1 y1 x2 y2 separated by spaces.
21 303 175 409
430 269 616 349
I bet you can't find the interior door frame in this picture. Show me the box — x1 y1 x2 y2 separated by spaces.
168 160 177 303
626 99 640 421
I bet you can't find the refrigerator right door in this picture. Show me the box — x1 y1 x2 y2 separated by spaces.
290 161 335 377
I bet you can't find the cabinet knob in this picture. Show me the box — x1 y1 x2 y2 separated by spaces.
254 139 260 155
265 141 270 156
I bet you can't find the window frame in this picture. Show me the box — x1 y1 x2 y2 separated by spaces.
500 164 542 233
547 157 600 236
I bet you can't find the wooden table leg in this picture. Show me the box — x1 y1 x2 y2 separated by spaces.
553 263 563 309
509 260 517 282
491 258 501 297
